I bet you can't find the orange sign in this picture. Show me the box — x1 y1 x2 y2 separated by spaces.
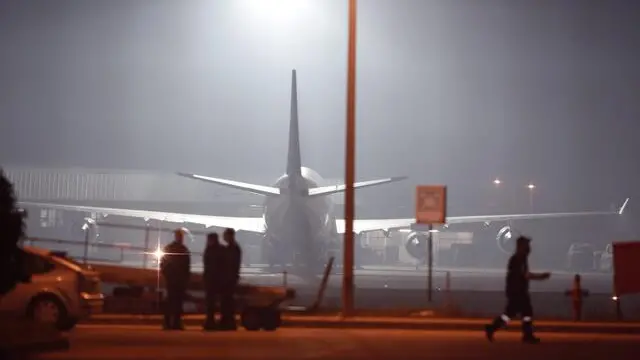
415 185 447 225
613 241 640 296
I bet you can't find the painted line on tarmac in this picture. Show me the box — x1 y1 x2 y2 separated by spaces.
76 324 291 333
74 324 640 340
76 324 162 331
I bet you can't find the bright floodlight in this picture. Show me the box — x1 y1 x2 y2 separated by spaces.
239 0 312 28
153 247 165 260
493 178 501 185
527 183 535 189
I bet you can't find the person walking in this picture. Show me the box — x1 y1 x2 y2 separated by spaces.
485 235 551 343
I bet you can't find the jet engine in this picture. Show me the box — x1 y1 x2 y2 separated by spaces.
496 225 516 254
404 232 427 260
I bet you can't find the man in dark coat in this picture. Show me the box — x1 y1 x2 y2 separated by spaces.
219 228 242 330
160 228 191 330
202 232 223 330
0 169 30 296
485 235 551 343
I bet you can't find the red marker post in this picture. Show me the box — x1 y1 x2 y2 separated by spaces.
564 274 589 321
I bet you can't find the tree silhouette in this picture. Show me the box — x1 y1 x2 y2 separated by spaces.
0 168 30 295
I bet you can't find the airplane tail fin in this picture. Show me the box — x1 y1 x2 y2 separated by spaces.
286 69 302 179
308 176 407 197
176 70 303 198
177 70 406 199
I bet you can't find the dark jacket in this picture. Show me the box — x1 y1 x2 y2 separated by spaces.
506 253 529 297
203 244 223 290
160 241 190 286
222 244 242 289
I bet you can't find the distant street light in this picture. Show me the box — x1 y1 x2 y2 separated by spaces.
491 178 502 211
491 180 539 212
527 183 535 211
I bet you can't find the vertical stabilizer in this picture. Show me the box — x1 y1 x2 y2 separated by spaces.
287 69 302 178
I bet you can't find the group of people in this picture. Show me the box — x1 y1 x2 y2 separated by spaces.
159 225 548 342
159 227 242 331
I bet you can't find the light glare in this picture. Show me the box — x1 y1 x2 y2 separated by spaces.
239 0 312 27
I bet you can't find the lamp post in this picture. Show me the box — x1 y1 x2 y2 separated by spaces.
491 178 502 210
342 0 357 318
527 183 535 212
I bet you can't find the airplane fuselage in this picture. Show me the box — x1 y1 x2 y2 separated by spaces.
262 167 338 268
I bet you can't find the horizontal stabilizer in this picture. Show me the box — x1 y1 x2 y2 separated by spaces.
308 176 407 197
176 173 280 196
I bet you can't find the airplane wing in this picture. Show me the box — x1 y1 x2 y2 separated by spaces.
18 202 265 233
338 198 630 234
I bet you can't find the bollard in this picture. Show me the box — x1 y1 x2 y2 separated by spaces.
445 271 451 293
142 224 150 269
83 227 90 265
613 295 623 320
157 289 164 315
283 271 288 288
564 274 589 321
444 271 453 311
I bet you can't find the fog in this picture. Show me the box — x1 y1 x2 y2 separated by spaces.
2 0 640 275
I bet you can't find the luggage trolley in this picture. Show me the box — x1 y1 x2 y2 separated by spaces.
235 284 296 331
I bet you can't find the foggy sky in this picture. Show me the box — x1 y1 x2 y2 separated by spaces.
1 0 639 217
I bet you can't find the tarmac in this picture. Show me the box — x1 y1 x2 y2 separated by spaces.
0 319 70 356
84 313 640 335
39 326 640 360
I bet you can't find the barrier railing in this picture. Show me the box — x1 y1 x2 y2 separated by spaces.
24 236 137 264
24 235 453 303
23 236 206 268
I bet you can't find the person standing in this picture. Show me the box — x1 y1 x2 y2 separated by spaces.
485 235 550 343
202 232 223 330
160 228 191 330
219 228 242 330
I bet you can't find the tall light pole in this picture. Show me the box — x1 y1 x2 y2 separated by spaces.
527 183 535 212
342 0 357 318
492 178 501 210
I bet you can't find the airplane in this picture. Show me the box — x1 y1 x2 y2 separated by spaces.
20 69 630 275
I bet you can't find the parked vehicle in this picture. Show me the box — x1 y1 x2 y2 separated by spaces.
566 243 596 272
0 246 104 331
598 244 613 272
